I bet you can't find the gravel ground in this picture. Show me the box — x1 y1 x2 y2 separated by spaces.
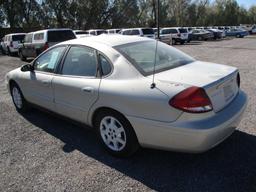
0 37 256 192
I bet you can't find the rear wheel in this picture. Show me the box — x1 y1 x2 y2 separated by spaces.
95 110 139 157
19 51 27 61
172 39 176 45
10 83 30 113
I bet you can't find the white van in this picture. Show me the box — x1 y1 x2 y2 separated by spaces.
2 33 26 55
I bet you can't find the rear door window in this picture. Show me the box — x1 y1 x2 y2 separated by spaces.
123 30 131 35
47 30 76 42
131 30 140 35
62 46 97 77
34 33 44 41
142 28 154 35
12 35 25 41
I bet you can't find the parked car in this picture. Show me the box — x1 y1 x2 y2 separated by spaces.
191 29 214 41
19 28 76 61
225 28 249 38
251 25 256 34
207 29 223 40
106 29 121 34
2 33 26 56
0 38 4 54
6 35 247 157
73 30 89 38
160 27 188 45
86 29 107 36
120 28 155 38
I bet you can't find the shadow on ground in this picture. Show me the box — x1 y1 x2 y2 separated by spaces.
22 109 256 192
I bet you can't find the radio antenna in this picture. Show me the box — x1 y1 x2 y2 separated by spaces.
151 0 160 89
151 40 158 89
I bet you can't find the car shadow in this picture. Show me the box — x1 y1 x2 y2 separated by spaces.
21 108 256 192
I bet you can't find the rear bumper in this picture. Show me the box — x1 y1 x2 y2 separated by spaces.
127 91 247 153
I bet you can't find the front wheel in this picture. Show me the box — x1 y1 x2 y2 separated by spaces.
95 110 139 157
11 83 30 113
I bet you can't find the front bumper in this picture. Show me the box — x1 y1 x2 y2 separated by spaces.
127 91 247 153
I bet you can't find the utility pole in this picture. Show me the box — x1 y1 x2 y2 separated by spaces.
157 0 160 40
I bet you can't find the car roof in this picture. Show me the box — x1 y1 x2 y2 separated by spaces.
5 33 26 36
60 34 154 47
33 28 73 33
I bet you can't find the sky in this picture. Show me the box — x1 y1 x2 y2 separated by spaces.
236 0 256 8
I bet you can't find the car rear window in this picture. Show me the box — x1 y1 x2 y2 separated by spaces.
75 31 88 35
142 28 154 35
47 30 76 42
178 28 188 33
115 41 194 75
12 35 25 41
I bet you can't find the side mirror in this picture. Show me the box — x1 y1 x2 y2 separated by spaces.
21 64 34 72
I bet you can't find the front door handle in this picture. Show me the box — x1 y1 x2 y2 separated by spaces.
82 87 94 93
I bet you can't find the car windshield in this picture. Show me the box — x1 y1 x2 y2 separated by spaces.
115 41 195 75
142 28 154 35
48 30 76 42
12 35 25 41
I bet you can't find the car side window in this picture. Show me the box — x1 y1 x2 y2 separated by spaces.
34 46 66 73
62 46 97 77
131 30 140 35
99 54 112 76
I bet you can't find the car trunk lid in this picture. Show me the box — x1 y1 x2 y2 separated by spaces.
153 61 239 112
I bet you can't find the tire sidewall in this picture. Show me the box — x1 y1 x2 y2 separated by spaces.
10 83 28 112
95 110 139 157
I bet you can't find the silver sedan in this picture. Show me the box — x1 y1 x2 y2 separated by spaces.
6 35 247 157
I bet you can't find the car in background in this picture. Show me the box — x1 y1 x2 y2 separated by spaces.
120 28 155 38
6 35 247 157
251 25 256 34
19 28 76 61
225 28 249 38
207 29 223 40
191 29 214 41
160 27 188 45
0 38 4 54
106 29 121 34
2 33 26 56
86 29 107 36
73 30 89 38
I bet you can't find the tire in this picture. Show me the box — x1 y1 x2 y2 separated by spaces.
172 39 176 45
198 36 203 41
95 110 139 157
10 82 30 113
180 41 185 45
19 51 27 61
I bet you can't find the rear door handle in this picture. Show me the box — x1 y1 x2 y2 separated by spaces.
41 80 50 86
82 87 94 93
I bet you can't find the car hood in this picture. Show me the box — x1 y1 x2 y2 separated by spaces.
153 61 237 88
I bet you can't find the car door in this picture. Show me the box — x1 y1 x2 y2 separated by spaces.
52 46 101 123
19 46 67 112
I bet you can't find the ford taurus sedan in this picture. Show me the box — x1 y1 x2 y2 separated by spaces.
6 35 247 157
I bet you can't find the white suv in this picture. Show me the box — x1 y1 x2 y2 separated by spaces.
2 33 26 55
160 27 188 45
121 28 155 38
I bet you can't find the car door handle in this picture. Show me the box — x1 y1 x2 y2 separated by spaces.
41 80 50 86
81 87 94 93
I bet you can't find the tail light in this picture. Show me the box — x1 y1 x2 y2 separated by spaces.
43 42 49 51
237 72 240 88
10 41 13 47
169 87 213 113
